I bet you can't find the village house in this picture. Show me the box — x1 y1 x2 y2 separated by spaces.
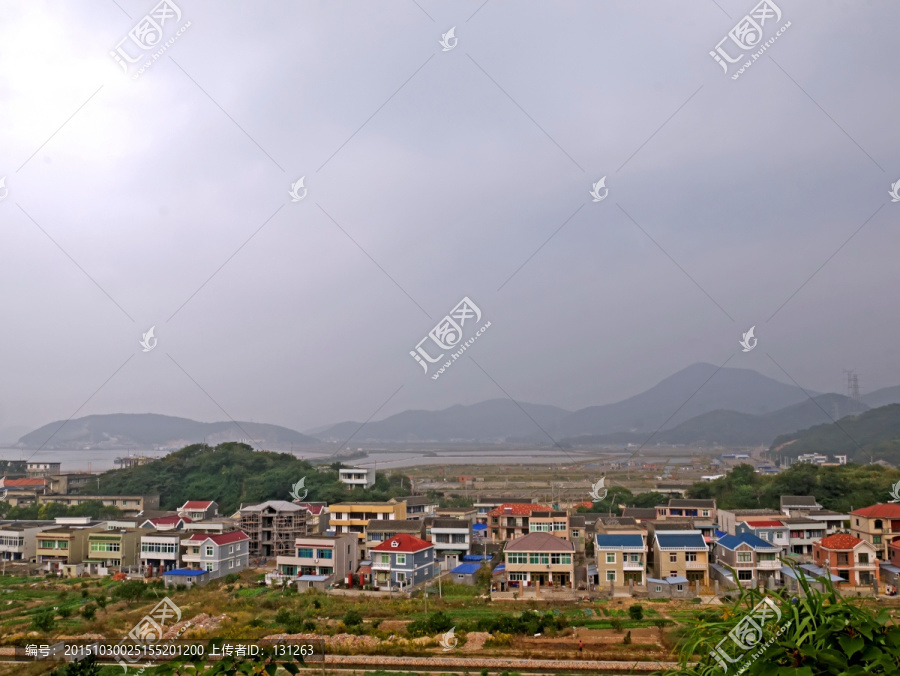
177 501 219 521
712 533 781 588
651 529 709 586
487 503 553 542
399 495 438 520
329 501 407 558
140 514 191 531
36 494 159 517
503 532 575 589
0 520 56 562
83 528 142 575
275 533 358 589
735 519 789 553
717 508 783 536
781 517 826 560
338 467 375 489
370 533 436 590
656 498 716 522
181 530 250 579
239 500 308 558
594 533 646 588
813 533 878 586
365 519 423 552
474 497 535 525
850 504 900 560
139 531 182 577
620 507 658 523
295 502 329 532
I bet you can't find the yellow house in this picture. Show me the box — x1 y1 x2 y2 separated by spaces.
328 501 406 557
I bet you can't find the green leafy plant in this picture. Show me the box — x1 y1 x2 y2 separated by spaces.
629 603 644 621
80 604 97 621
31 610 56 632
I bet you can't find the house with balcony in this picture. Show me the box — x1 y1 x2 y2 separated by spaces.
295 503 329 532
275 533 358 588
651 530 709 586
487 503 553 542
850 504 900 560
813 533 878 586
781 517 826 560
735 520 789 553
35 519 103 574
400 496 438 520
712 533 781 588
529 510 570 539
803 509 848 535
370 534 436 590
656 499 716 522
239 500 308 558
0 520 56 561
717 508 783 536
503 532 575 589
139 532 181 577
84 528 142 575
181 530 249 579
36 494 159 517
474 497 534 525
594 533 646 588
435 506 477 522
177 501 219 521
329 501 407 558
338 467 375 489
366 519 423 551
428 518 473 567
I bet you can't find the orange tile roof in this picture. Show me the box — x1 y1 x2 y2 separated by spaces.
851 504 900 518
487 503 552 517
2 478 46 487
745 520 784 528
817 533 863 550
371 533 432 553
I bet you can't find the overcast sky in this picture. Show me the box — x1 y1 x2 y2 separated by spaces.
1 0 898 436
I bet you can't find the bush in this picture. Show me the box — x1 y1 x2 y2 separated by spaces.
610 618 623 633
80 604 97 621
623 630 632 645
407 610 454 637
342 609 363 626
80 589 89 598
223 573 240 584
95 595 106 609
58 606 73 619
628 604 644 621
31 610 56 632
112 580 146 605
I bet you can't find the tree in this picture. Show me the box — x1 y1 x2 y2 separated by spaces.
628 604 644 621
80 604 96 621
31 610 56 632
113 580 146 605
342 609 363 626
49 655 101 676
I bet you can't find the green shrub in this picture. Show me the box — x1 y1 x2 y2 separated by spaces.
342 609 363 626
80 604 96 621
112 580 145 605
610 618 623 633
31 610 56 632
94 595 106 609
628 604 644 621
80 589 89 598
223 573 240 584
58 606 73 619
623 630 632 645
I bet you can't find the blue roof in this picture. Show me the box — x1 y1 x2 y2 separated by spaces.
594 534 644 548
451 564 481 575
716 533 780 551
163 569 209 577
799 563 844 582
462 554 491 562
493 564 506 574
715 530 728 538
646 575 689 585
881 562 900 575
298 575 329 581
656 533 707 549
472 523 488 530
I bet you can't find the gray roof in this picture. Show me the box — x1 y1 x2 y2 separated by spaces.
597 516 639 527
622 508 658 519
430 518 471 529
366 519 422 533
474 497 533 504
569 515 586 527
400 496 435 506
723 508 781 516
240 500 305 512
780 496 820 508
531 510 567 518
504 532 574 552
669 499 716 508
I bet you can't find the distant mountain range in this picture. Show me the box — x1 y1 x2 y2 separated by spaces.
13 363 900 450
15 414 318 451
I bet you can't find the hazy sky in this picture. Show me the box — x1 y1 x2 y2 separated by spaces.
1 0 898 436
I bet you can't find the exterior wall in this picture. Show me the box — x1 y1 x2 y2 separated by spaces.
0 524 55 561
430 526 471 555
182 537 249 580
813 543 878 585
140 534 181 574
372 547 435 588
652 546 709 585
276 534 358 580
716 544 780 587
596 548 645 585
851 516 900 560
329 503 407 557
505 550 575 588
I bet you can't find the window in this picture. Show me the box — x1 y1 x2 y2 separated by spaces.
229 546 234 554
874 536 882 544
859 553 870 564
606 553 616 564
702 510 710 517
686 553 697 562
738 570 753 581
528 553 550 565
676 584 684 591
572 530 580 537
395 572 406 582
669 553 677 563
629 554 640 563
397 554 406 565
297 548 314 558
775 531 785 540
737 552 752 563
759 532 769 541
206 564 213 571
655 585 662 592
606 570 616 581
90 542 121 553
509 572 527 581
380 554 390 564
875 520 884 530
670 571 677 578
229 560 234 568
551 553 569 565
205 546 213 557
507 552 527 564
317 549 333 559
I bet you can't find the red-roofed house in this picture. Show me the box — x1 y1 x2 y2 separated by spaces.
0 477 47 502
813 533 877 586
487 503 553 543
370 534 435 590
178 501 219 521
141 515 191 531
851 504 900 560
181 530 249 579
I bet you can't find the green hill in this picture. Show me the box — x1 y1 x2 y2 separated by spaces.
82 442 404 514
769 403 900 465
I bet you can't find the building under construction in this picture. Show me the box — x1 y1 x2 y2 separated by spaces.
238 500 308 558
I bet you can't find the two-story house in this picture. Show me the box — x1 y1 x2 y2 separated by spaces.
330 501 407 558
370 534 435 590
529 511 570 539
717 509 783 536
275 533 358 588
813 533 878 586
594 533 646 587
239 500 308 558
487 503 553 542
712 533 781 588
365 520 423 552
181 530 250 579
0 520 56 562
474 497 535 525
428 518 473 565
177 501 219 521
850 504 900 560
781 517 826 560
140 514 191 531
139 529 182 577
652 530 709 586
503 532 575 589
656 499 716 522
84 528 142 575
338 467 375 489
400 496 438 520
